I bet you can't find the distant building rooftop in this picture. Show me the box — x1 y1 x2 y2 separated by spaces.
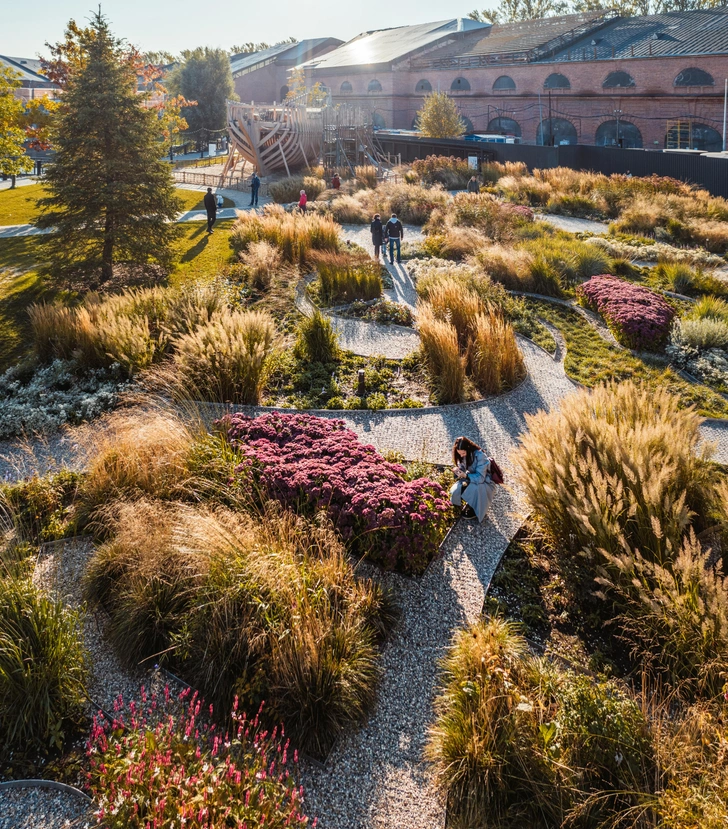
541 8 728 61
0 55 51 85
230 38 343 77
305 19 489 71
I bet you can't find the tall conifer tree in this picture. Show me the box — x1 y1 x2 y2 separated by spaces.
37 12 181 285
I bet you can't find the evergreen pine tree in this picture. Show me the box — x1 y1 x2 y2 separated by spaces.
36 12 181 285
415 92 467 139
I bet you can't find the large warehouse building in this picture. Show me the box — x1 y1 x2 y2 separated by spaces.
296 10 728 150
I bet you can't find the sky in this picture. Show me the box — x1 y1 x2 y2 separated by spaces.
1 0 494 60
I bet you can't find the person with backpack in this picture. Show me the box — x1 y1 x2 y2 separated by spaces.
370 213 383 261
250 172 261 207
385 213 404 264
449 436 498 522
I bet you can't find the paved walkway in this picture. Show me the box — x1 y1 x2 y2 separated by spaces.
536 213 610 235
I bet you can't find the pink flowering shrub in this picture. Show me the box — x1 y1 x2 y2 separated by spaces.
222 412 452 575
87 688 313 829
577 275 675 351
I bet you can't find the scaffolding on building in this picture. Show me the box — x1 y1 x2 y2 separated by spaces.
322 106 389 175
665 119 695 150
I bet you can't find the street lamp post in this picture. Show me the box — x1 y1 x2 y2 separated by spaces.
614 109 622 148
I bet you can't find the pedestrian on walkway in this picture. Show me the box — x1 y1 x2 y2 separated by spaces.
331 173 341 190
449 436 495 522
250 171 260 207
467 175 480 194
370 213 383 261
298 189 308 214
204 187 217 234
385 213 403 264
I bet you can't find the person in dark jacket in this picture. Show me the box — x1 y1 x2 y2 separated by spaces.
250 172 261 207
370 213 383 261
203 187 217 234
385 213 404 264
467 175 479 194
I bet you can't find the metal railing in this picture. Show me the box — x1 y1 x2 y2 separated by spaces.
173 169 269 194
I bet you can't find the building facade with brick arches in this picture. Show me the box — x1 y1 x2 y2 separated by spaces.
301 10 728 150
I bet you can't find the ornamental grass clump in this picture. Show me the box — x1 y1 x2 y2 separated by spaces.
223 412 451 574
0 576 88 756
295 310 339 363
411 155 472 189
84 501 389 756
173 309 276 403
230 204 339 264
417 305 467 404
87 691 311 829
357 181 448 225
428 617 654 829
239 240 282 291
312 250 382 304
577 275 675 351
469 309 526 395
269 173 326 203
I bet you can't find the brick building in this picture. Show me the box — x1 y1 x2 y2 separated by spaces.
300 10 728 150
0 55 57 101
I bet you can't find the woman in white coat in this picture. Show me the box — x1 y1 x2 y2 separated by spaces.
449 436 496 522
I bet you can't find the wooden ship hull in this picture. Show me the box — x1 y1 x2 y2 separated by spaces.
222 97 323 178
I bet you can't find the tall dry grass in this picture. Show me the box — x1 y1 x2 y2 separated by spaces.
356 182 448 225
420 277 481 347
230 205 340 264
238 240 282 291
295 310 339 363
173 309 276 404
417 305 466 404
469 309 526 395
511 380 714 562
84 500 390 756
312 250 382 304
269 175 327 204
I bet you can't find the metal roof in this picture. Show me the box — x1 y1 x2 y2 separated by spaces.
539 9 728 62
230 38 341 76
304 19 489 70
0 55 50 85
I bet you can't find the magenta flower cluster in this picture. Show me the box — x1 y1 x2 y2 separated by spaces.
577 275 675 351
223 412 451 575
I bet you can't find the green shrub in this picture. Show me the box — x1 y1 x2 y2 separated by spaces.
295 310 339 363
173 309 276 404
1 470 80 543
687 295 728 323
0 577 88 755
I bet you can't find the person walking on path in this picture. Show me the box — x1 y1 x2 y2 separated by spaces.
298 189 308 214
467 175 479 194
449 436 496 523
331 173 341 190
250 172 260 207
370 213 383 261
385 213 404 264
204 187 217 234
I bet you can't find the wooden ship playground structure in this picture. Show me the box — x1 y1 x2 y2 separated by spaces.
221 94 390 182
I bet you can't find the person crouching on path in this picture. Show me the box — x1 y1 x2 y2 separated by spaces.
449 436 496 522
204 187 217 234
370 213 383 261
298 189 308 214
385 212 403 264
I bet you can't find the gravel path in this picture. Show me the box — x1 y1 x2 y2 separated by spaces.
536 213 610 235
0 786 92 829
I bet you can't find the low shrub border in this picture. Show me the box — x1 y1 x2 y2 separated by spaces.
222 412 452 574
577 274 675 351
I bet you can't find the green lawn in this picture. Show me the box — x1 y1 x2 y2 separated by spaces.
170 219 236 285
0 185 235 226
0 185 46 225
529 298 728 418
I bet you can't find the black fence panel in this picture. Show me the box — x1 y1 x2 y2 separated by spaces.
374 134 728 198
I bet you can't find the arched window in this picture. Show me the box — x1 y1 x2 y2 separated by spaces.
537 117 577 146
674 68 714 87
451 77 471 92
461 116 474 134
544 73 570 89
603 71 635 88
279 85 289 99
415 79 432 93
665 122 721 151
487 116 522 137
372 112 386 128
340 81 352 93
595 120 643 148
493 75 516 91
368 79 382 92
